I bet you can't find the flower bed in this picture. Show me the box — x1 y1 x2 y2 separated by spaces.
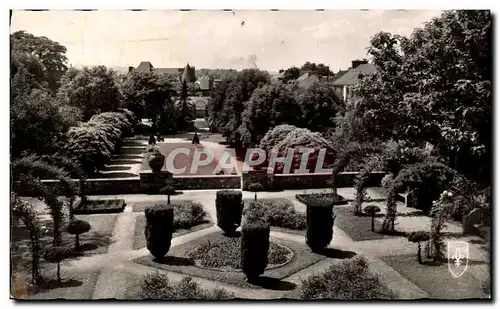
243 198 306 231
186 237 293 272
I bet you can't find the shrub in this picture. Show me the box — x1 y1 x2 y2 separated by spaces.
215 190 243 235
244 199 306 230
159 185 176 204
300 256 396 300
67 219 91 249
140 272 234 300
192 132 200 144
363 205 381 232
145 204 174 260
306 199 335 252
408 231 430 264
241 221 270 281
248 183 264 201
44 246 73 283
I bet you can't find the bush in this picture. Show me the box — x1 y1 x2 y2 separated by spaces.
244 199 306 230
300 256 395 300
44 246 73 283
296 193 347 206
67 219 91 249
140 273 234 300
159 185 176 204
192 132 200 144
145 204 174 260
240 221 270 281
173 201 207 229
306 199 335 252
215 190 244 234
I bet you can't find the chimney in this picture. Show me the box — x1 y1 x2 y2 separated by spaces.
351 59 368 69
128 66 134 73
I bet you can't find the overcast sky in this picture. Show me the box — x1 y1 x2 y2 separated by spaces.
11 10 443 72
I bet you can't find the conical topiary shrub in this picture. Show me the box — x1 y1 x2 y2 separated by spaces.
145 204 174 261
306 199 335 252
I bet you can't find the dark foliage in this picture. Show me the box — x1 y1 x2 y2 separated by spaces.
145 204 174 260
215 190 244 234
240 221 270 281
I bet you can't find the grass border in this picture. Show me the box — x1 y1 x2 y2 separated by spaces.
73 199 126 214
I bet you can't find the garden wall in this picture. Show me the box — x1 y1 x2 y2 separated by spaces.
14 174 240 197
242 170 387 190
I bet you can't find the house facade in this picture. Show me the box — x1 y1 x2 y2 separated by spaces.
331 60 376 105
129 61 196 83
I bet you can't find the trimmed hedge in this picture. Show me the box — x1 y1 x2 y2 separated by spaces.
244 199 306 230
215 190 244 234
140 273 234 300
296 193 348 206
240 221 270 281
306 199 335 252
145 204 174 260
73 199 125 214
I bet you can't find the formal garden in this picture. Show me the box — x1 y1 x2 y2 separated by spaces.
10 11 491 300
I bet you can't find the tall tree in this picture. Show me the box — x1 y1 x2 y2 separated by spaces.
57 66 123 121
296 83 343 132
282 66 301 82
238 84 302 147
11 31 68 93
120 71 177 133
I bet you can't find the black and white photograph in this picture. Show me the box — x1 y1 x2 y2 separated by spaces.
8 6 492 301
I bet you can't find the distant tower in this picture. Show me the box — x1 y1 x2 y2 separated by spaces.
181 63 196 83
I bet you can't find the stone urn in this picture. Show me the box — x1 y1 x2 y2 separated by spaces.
148 148 165 173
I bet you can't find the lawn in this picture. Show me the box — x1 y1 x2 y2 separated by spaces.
132 201 213 250
333 206 396 241
141 142 233 175
132 230 326 290
381 254 489 299
12 268 101 300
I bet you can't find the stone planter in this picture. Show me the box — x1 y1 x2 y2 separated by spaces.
148 152 165 173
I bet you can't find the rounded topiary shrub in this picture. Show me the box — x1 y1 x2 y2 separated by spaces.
145 204 174 260
44 246 74 283
240 221 270 281
67 219 91 249
306 199 335 252
215 190 244 235
248 183 264 201
159 185 176 204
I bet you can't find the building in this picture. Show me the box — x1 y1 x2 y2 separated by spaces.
129 62 196 83
331 60 376 104
198 75 213 96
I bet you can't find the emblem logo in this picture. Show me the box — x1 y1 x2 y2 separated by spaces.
447 241 469 278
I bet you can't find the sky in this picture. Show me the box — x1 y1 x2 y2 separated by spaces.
10 10 444 72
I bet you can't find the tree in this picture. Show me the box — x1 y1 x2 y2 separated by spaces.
248 183 264 201
67 220 91 250
300 62 333 76
11 88 72 158
12 155 76 247
11 30 68 93
207 69 271 145
120 71 177 133
176 79 192 131
282 66 300 82
238 83 302 147
44 247 73 283
353 11 492 187
363 205 381 232
295 83 343 132
57 66 123 120
407 231 430 264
